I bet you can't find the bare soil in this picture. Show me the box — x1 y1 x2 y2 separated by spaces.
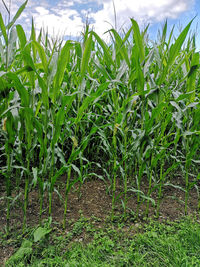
0 175 199 265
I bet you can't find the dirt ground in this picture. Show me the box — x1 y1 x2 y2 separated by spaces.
0 175 199 265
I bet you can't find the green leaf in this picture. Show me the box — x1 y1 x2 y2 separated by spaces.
21 49 37 72
52 40 74 102
7 0 28 30
168 19 193 66
30 18 37 62
51 166 68 189
5 111 16 145
32 41 48 73
51 107 65 146
131 19 145 62
75 82 109 124
71 164 81 176
161 20 167 44
80 33 93 82
164 183 186 192
34 227 51 242
31 167 38 188
74 42 82 70
6 72 29 107
0 13 8 46
136 62 144 96
16 24 27 49
91 31 115 67
63 93 77 114
0 75 9 97
6 240 32 265
187 52 199 102
33 117 44 151
108 29 130 67
36 74 49 109
158 21 193 85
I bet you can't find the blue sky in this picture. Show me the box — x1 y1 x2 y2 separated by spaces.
0 0 200 47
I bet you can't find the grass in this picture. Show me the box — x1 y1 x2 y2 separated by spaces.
2 216 200 266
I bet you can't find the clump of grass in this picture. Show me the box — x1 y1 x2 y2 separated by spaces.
4 217 200 266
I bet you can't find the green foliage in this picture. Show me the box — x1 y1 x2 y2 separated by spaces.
5 240 32 266
5 217 200 266
0 3 199 235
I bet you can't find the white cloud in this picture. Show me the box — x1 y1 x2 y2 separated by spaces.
0 0 195 39
35 7 49 16
91 0 194 36
33 7 84 37
0 0 85 37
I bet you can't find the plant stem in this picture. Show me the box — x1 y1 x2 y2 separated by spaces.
6 150 11 236
145 162 153 218
63 164 72 229
185 138 189 215
23 156 30 233
156 160 164 218
63 143 75 229
49 147 55 217
111 124 117 221
123 128 128 218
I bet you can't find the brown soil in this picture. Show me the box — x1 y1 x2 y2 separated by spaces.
0 176 199 266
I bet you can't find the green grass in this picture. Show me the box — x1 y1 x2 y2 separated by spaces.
4 216 200 266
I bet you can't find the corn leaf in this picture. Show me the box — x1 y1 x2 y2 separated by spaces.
32 41 48 74
168 19 194 67
80 33 93 83
52 40 74 102
0 13 8 46
6 72 29 107
92 31 115 67
131 19 145 62
7 0 28 30
16 24 27 49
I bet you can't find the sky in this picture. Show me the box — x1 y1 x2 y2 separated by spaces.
0 0 200 47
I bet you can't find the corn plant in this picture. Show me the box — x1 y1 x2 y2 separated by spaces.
1 1 200 234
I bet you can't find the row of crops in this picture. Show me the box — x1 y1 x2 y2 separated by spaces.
0 1 200 235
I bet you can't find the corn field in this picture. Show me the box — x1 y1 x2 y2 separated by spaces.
0 1 200 235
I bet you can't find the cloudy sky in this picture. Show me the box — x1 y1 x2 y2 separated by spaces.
0 0 200 46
